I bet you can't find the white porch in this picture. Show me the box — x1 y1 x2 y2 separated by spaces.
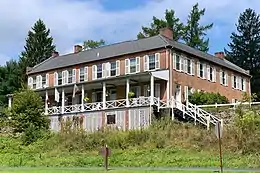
41 70 170 115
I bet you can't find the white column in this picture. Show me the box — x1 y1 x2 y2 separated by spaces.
81 85 84 112
150 75 154 105
45 90 48 115
126 78 130 107
8 96 12 109
102 82 106 109
166 80 170 106
61 88 65 114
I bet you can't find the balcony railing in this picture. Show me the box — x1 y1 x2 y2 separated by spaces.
47 97 158 115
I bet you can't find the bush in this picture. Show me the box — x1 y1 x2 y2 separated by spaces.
188 91 228 105
4 89 50 144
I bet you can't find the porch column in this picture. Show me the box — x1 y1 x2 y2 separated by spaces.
102 82 106 109
126 78 130 107
45 90 48 115
81 84 84 112
150 75 154 105
61 88 65 114
8 96 12 109
166 80 170 106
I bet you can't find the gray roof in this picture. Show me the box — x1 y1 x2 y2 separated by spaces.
28 34 250 76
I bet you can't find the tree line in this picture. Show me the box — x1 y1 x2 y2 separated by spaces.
0 3 260 107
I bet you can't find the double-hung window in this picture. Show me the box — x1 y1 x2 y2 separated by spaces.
110 62 117 76
41 74 49 87
79 67 88 82
68 69 73 84
206 66 216 82
97 64 103 79
58 72 62 85
144 53 160 71
220 70 228 86
28 76 37 89
175 54 181 71
241 78 246 91
125 57 140 74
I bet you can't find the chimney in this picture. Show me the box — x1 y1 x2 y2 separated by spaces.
159 27 173 40
214 52 225 59
74 45 82 53
52 51 59 58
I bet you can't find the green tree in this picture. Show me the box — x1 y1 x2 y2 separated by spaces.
137 9 184 41
83 39 105 50
183 3 213 52
0 60 22 106
19 19 56 82
225 8 260 97
6 89 49 133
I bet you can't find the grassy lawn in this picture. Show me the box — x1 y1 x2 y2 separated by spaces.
0 168 258 173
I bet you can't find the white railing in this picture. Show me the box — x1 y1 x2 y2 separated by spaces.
197 101 260 108
47 96 221 130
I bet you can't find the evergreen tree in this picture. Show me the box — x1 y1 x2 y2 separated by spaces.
137 9 184 41
19 19 56 81
183 3 213 52
225 8 260 95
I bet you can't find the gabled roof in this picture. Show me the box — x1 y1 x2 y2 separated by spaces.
28 34 250 77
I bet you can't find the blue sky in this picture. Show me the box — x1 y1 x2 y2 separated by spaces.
0 0 258 65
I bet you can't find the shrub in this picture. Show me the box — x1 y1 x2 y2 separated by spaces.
188 91 228 105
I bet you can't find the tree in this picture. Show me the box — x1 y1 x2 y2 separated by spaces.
0 60 22 106
6 89 49 133
225 8 260 96
137 9 184 41
83 39 105 50
19 19 56 82
182 3 213 52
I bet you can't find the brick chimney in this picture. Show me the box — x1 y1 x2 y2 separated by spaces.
74 45 82 53
52 51 59 58
214 52 225 59
159 27 173 40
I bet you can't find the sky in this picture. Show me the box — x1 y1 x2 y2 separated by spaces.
0 0 258 65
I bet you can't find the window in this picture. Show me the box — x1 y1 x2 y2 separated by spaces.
130 58 136 73
207 66 216 82
97 64 102 79
68 69 73 83
79 67 88 82
107 114 116 124
110 62 116 76
175 54 181 70
32 76 36 89
144 53 160 71
58 72 62 85
220 70 228 86
232 75 237 89
199 63 203 78
42 74 49 88
125 57 140 74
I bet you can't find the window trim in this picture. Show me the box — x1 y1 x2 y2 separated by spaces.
144 53 160 71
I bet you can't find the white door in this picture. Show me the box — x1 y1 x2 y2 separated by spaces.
175 84 182 110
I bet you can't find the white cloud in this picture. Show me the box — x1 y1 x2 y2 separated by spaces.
0 0 259 65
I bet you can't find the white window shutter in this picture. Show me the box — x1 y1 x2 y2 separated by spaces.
197 62 200 77
116 60 120 76
39 75 43 88
125 59 129 74
180 57 183 71
102 63 106 78
243 79 246 91
72 69 76 83
144 55 149 71
106 62 111 77
54 72 58 86
173 54 176 69
36 76 40 89
65 70 69 84
213 68 216 82
231 75 234 88
207 65 210 80
184 58 188 73
136 57 140 72
45 73 49 87
155 53 160 69
191 60 195 75
92 65 97 80
203 64 207 79
28 77 33 89
219 71 223 84
225 73 228 86
184 86 188 101
84 67 88 81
